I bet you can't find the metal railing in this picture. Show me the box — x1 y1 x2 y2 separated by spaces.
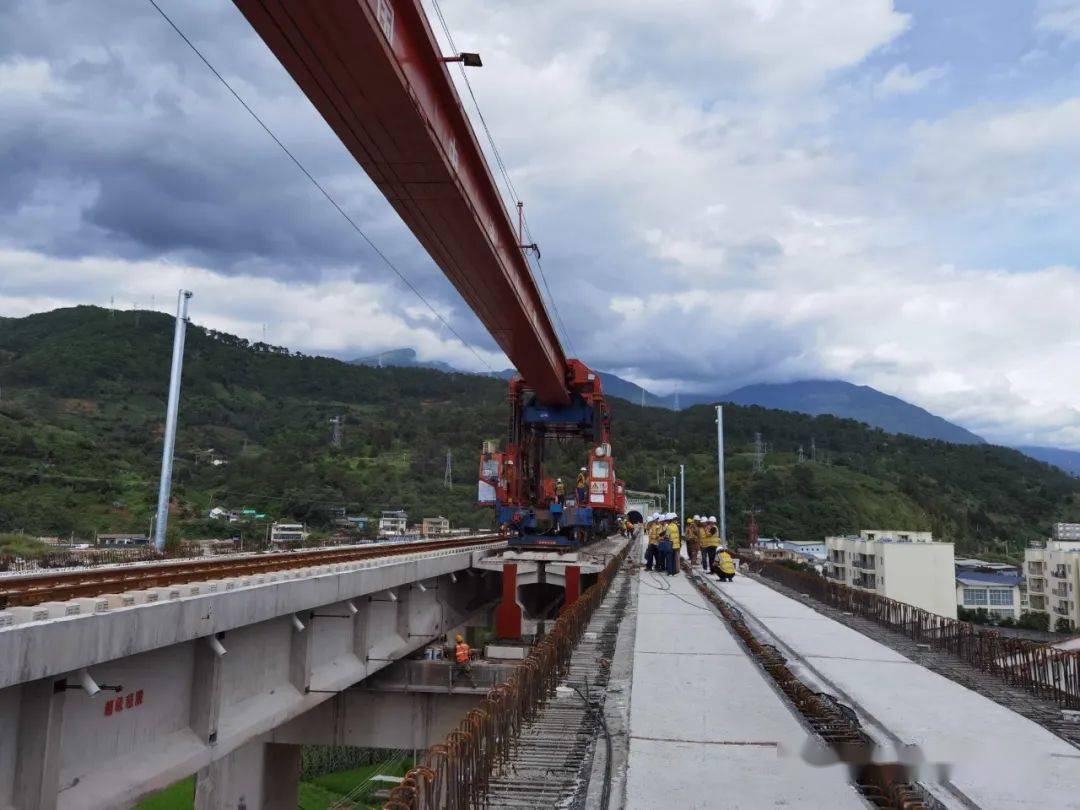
385 542 631 809
744 555 1080 709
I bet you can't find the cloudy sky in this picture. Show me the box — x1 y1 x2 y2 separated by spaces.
1 1 1080 449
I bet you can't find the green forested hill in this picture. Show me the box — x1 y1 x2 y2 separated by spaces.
0 306 1076 557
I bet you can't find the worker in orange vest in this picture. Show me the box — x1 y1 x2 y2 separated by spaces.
453 633 475 687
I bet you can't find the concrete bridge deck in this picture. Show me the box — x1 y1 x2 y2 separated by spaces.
623 568 866 809
707 572 1080 809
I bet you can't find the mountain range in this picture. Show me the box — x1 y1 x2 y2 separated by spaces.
2 307 1078 555
351 348 1080 473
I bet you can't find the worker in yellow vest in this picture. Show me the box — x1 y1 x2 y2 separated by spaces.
700 516 720 573
716 548 737 582
644 514 661 571
575 467 588 504
685 516 701 567
664 513 681 575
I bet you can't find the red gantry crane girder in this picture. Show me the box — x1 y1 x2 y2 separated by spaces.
232 0 570 405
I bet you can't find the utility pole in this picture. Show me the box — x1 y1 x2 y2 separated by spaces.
716 406 726 544
444 449 453 488
679 464 685 536
154 290 192 553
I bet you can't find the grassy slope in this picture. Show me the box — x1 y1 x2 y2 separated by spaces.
1 306 1078 558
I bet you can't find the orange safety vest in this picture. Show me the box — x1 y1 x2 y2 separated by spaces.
455 642 470 664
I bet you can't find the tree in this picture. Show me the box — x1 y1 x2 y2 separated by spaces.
1055 616 1075 634
1016 611 1050 632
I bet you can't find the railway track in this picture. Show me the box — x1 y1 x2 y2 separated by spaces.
0 535 502 608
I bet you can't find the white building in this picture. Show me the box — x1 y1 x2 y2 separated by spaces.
378 510 409 537
826 531 956 619
955 571 1022 621
782 539 826 560
1024 532 1080 631
859 529 934 543
269 522 306 544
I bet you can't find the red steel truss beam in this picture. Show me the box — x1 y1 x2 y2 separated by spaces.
233 0 570 404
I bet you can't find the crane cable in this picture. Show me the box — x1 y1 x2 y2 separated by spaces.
145 0 497 375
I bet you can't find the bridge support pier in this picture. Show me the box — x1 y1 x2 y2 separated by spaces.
12 678 66 810
194 739 300 810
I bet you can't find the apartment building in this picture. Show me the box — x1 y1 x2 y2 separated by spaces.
1024 523 1080 630
422 516 451 536
378 510 409 537
825 530 956 618
269 522 306 544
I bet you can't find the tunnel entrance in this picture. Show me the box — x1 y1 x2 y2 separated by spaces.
627 510 643 524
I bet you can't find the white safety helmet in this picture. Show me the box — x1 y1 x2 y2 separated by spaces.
708 516 717 523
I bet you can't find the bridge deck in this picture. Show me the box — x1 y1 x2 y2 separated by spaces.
711 573 1080 809
625 568 866 809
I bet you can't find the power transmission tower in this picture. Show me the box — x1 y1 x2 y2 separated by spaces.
329 415 342 448
444 449 453 488
753 432 765 472
811 436 817 463
797 445 805 464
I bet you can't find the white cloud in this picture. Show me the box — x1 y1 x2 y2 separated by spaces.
0 57 59 99
0 249 507 373
1035 0 1080 41
874 62 949 98
3 0 1080 452
601 259 1080 448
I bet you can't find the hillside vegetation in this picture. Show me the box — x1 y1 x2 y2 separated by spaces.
0 307 1077 558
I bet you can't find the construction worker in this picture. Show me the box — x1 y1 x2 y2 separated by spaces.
656 514 673 575
715 547 736 582
555 477 566 505
453 633 476 687
686 516 701 567
644 514 661 570
701 516 720 573
665 512 681 575
575 467 588 505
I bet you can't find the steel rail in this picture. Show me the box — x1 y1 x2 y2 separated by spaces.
0 535 501 608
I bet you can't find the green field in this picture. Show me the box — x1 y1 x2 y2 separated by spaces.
134 759 415 810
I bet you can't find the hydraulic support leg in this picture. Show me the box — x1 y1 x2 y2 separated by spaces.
495 563 523 639
561 565 581 615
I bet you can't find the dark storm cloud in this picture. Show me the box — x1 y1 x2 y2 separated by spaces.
0 0 468 310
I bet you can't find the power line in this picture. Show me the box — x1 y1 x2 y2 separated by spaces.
428 0 577 358
145 0 495 374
